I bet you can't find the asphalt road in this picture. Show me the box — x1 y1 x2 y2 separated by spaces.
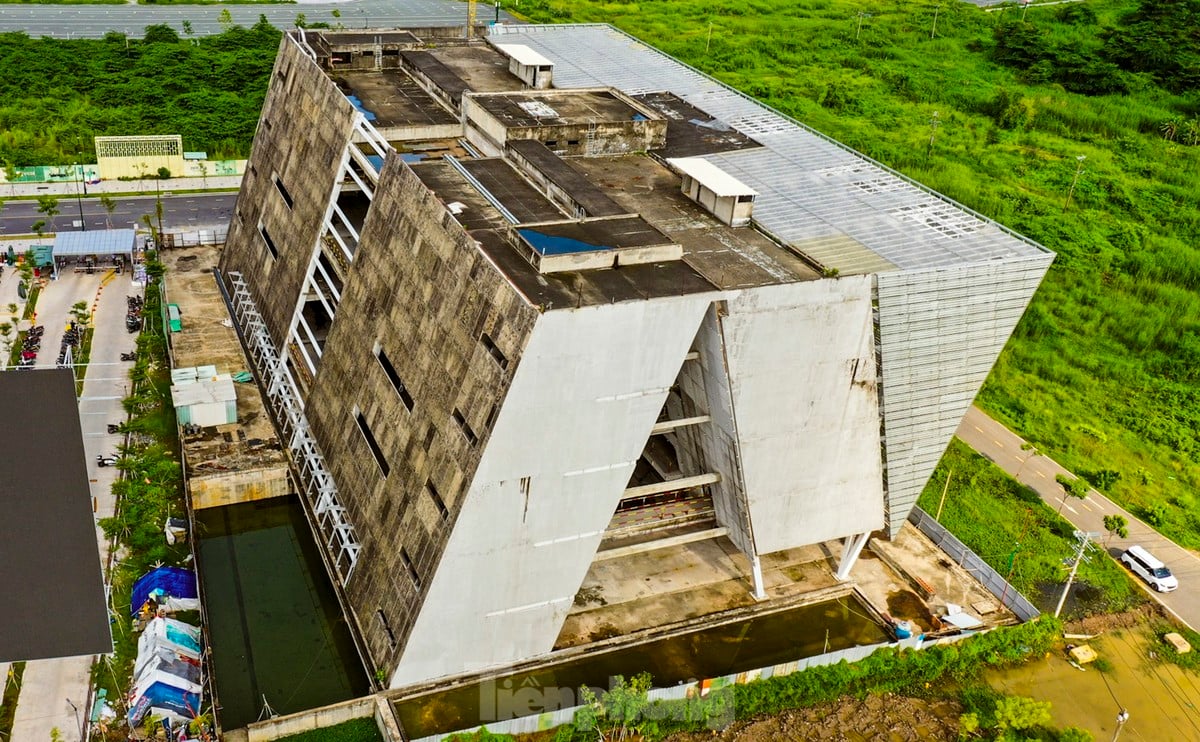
956 406 1200 631
0 0 517 39
0 193 235 235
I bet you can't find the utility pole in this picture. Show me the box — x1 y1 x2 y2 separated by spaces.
73 161 86 232
1055 531 1098 618
1064 154 1086 211
856 12 871 41
934 469 953 521
1111 709 1129 741
926 111 940 159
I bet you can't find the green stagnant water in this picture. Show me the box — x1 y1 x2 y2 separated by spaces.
196 497 368 730
395 593 889 738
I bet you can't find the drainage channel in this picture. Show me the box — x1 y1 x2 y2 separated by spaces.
195 496 369 731
393 592 889 739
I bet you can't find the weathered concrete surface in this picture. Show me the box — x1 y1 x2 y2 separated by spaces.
162 246 289 510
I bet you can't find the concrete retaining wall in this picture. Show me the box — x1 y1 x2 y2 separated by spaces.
246 696 380 742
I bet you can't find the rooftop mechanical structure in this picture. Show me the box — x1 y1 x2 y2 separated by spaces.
218 24 1053 690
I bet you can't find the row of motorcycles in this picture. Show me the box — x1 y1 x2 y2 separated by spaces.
55 322 83 368
15 325 44 369
126 294 144 333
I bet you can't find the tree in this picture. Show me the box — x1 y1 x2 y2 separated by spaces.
36 195 59 232
295 12 308 28
156 166 171 180
1055 473 1090 514
218 8 234 31
70 301 92 331
0 321 13 371
1104 514 1129 545
182 20 194 37
994 695 1052 731
3 161 17 196
143 24 181 45
99 195 118 229
30 219 45 239
196 161 208 189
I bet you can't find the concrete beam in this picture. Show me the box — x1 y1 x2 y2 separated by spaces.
593 526 728 561
621 472 719 501
651 415 711 435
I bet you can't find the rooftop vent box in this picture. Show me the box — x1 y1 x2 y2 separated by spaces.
667 157 756 227
493 43 554 89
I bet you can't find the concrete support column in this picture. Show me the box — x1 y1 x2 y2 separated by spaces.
835 532 871 581
750 554 767 601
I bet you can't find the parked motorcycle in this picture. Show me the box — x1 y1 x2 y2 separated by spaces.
96 454 119 467
107 423 122 434
120 352 136 362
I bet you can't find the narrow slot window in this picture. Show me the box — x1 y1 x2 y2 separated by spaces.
354 410 390 477
376 609 397 648
479 333 509 371
451 408 478 446
375 347 414 411
259 223 278 259
426 480 448 520
401 548 421 589
274 175 294 209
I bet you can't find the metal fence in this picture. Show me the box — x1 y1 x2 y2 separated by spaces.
160 226 228 248
908 506 1041 622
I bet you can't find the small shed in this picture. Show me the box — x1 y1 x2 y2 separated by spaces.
493 43 554 89
666 157 757 227
170 371 237 427
53 229 136 266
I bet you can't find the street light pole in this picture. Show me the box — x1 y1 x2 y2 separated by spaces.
74 162 86 232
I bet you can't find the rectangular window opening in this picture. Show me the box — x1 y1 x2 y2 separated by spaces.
376 347 414 411
376 609 397 649
274 175 295 210
259 224 278 260
479 333 509 371
401 548 422 589
426 480 449 520
354 410 390 477
451 408 478 446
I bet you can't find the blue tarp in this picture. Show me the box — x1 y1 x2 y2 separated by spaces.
127 681 200 726
131 567 198 617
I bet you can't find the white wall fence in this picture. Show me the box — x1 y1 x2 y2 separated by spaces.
160 226 229 248
908 506 1042 622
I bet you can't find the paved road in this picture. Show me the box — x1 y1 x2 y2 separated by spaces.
957 406 1200 631
0 193 235 235
0 0 517 39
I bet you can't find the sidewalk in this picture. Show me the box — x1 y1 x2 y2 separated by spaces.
956 406 1200 630
2 174 242 199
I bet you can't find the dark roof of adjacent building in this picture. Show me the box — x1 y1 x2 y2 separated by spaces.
0 370 112 662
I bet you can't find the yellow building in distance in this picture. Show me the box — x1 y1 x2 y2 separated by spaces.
94 135 186 181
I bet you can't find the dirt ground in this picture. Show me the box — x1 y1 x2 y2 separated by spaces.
665 694 961 741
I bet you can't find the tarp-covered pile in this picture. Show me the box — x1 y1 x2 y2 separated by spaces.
128 617 204 728
131 567 200 617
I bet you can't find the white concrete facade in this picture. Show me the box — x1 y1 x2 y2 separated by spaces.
720 278 884 554
390 293 719 686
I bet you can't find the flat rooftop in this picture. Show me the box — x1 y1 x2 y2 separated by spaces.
489 24 1053 272
161 247 288 479
0 370 111 662
470 89 649 128
335 71 459 129
302 25 1049 295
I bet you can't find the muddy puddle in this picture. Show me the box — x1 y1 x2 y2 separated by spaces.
987 627 1200 740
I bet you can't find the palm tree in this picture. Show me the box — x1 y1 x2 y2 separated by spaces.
99 195 118 229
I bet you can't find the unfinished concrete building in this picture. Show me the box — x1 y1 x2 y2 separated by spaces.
218 25 1053 689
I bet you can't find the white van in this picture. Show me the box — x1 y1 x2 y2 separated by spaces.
1120 545 1178 592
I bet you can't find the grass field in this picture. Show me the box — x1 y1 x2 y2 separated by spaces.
512 0 1200 548
918 440 1144 617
